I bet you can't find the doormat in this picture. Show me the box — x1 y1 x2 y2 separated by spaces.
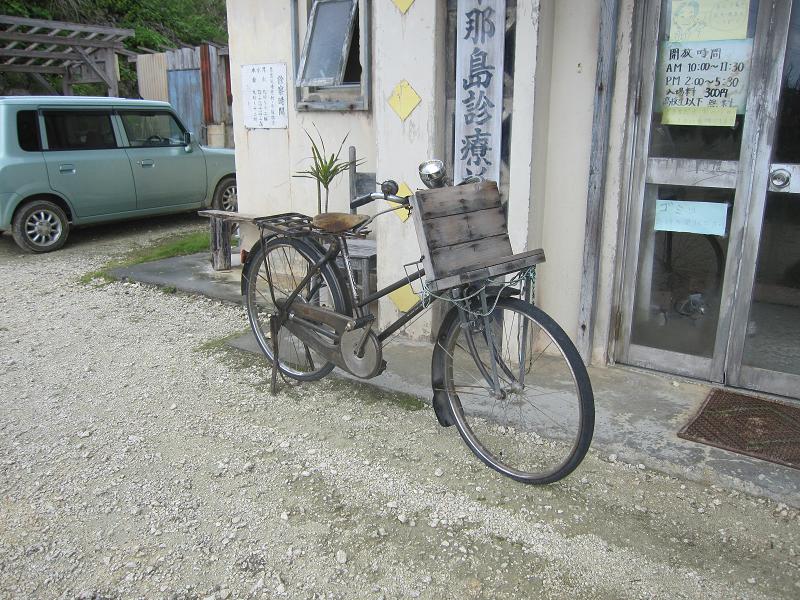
678 389 800 470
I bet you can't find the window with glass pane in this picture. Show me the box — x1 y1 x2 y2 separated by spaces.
119 112 185 147
297 0 358 87
16 110 41 152
43 111 117 151
631 185 732 357
648 0 760 160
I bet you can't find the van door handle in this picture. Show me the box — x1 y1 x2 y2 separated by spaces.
138 159 155 168
58 164 76 174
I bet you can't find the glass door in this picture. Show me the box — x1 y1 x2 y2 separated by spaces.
618 0 766 380
615 0 800 395
725 0 800 397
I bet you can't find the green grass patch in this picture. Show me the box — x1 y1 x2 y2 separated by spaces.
80 230 210 284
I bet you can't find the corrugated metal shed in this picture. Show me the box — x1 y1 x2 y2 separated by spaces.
136 53 168 102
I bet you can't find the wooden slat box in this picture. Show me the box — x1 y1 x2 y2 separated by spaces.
410 181 546 293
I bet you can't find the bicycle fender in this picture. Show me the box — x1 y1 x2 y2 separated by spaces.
240 238 275 297
480 284 521 299
430 305 462 428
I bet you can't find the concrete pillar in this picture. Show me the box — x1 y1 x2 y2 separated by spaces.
373 0 447 338
507 0 545 253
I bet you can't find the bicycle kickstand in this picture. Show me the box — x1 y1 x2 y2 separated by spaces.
269 314 280 395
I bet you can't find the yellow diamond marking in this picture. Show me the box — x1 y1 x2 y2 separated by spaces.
388 284 420 313
391 0 415 14
388 80 421 122
388 182 413 222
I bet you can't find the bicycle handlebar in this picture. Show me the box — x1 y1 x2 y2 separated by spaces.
350 192 410 210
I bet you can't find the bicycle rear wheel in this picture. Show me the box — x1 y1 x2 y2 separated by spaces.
440 298 594 484
243 236 348 381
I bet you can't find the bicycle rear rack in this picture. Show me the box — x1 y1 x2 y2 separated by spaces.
254 212 318 237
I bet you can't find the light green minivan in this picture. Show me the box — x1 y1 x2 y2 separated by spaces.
0 96 236 252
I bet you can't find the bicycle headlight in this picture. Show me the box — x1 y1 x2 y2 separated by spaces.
419 159 447 189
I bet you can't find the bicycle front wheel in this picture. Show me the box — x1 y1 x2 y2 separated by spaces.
441 298 594 484
243 236 348 381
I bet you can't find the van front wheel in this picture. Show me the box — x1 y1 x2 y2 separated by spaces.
12 200 70 253
212 177 237 212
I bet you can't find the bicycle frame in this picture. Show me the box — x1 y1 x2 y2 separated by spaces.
255 217 530 409
245 175 594 485
263 231 433 344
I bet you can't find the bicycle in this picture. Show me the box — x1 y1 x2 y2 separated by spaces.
241 161 594 484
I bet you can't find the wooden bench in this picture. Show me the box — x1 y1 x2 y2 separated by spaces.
410 181 545 292
198 209 259 271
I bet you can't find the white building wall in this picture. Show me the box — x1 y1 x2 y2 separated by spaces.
225 0 375 226
224 0 634 362
535 0 602 341
372 0 447 336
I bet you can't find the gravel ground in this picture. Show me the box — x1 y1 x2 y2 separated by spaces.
1 216 799 599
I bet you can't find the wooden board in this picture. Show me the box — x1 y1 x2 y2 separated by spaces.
414 181 502 220
429 234 512 275
429 249 546 293
412 180 512 285
423 206 507 250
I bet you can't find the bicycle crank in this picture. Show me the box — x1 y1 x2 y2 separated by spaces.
340 329 383 378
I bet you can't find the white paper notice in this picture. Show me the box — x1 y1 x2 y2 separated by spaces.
242 63 288 129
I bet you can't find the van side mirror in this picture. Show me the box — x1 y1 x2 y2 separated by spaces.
183 131 193 152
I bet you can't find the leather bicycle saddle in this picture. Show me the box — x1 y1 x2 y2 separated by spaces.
312 212 369 234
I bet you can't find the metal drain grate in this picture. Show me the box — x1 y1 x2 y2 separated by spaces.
678 389 800 470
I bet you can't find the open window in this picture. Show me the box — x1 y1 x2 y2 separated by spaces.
292 0 370 111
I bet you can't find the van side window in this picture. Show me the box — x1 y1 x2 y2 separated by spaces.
43 111 117 151
16 110 42 152
119 111 185 147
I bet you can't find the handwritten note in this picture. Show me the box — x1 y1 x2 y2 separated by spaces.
655 200 728 236
242 63 288 129
670 0 749 42
655 38 752 125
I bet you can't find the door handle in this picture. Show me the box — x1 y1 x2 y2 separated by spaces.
58 164 76 174
770 168 791 189
138 159 155 168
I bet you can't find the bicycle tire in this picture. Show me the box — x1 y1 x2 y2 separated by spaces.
440 298 594 484
243 236 349 381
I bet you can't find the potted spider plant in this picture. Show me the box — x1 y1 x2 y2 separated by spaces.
294 127 363 214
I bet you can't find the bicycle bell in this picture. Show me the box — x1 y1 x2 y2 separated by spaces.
380 179 399 197
419 159 447 189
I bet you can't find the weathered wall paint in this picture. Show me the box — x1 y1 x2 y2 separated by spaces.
536 0 602 341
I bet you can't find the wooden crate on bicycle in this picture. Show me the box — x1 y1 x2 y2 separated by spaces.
410 180 546 293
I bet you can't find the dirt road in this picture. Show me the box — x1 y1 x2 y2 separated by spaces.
0 217 797 599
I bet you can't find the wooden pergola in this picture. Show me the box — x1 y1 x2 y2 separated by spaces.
0 15 135 96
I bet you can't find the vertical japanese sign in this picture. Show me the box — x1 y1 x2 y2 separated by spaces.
241 63 288 129
454 0 506 184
